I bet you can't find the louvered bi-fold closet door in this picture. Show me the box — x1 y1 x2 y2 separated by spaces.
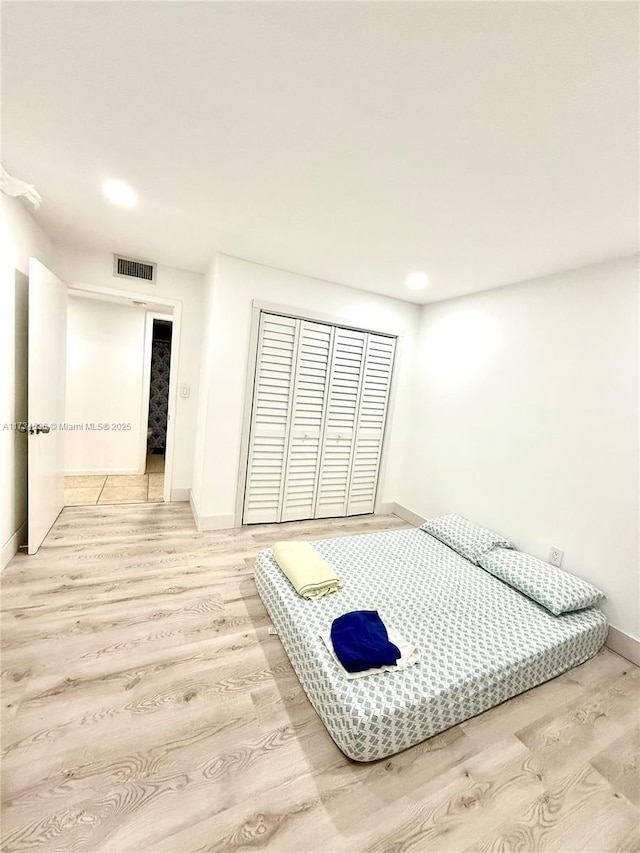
346 333 396 515
313 327 367 519
280 321 333 522
243 314 298 524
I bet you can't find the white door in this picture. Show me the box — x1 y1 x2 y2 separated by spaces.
280 320 333 522
346 333 396 515
242 312 397 525
314 327 367 518
243 314 299 524
28 259 67 553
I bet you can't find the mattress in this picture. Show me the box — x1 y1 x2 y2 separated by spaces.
254 527 607 762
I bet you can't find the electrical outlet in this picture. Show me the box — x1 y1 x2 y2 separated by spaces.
549 547 564 567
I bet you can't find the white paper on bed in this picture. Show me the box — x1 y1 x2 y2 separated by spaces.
320 625 419 680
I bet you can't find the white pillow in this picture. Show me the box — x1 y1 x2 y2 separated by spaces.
479 548 605 615
420 514 514 564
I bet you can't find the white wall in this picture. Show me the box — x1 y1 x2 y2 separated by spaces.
397 256 639 640
0 196 54 567
190 256 218 510
65 296 147 473
191 254 421 526
53 245 204 497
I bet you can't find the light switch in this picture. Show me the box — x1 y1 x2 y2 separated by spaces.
180 384 190 398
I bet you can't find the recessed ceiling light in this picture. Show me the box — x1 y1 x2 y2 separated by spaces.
103 179 137 207
406 271 429 290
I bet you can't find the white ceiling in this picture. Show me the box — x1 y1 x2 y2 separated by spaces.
2 2 638 303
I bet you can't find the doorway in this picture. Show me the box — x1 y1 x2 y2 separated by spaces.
142 317 173 500
62 292 179 507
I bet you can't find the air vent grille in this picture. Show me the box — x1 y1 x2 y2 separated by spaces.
114 255 156 282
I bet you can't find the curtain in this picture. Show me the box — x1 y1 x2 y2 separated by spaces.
147 340 171 451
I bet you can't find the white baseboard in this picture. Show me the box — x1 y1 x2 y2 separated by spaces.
196 513 236 531
189 491 235 532
606 626 640 666
1 521 26 571
391 502 426 527
376 502 395 515
170 488 190 502
65 468 140 475
189 491 200 528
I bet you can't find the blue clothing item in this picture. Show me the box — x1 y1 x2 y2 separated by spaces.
330 610 401 673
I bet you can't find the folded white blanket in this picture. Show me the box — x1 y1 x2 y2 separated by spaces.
320 624 419 679
271 541 342 600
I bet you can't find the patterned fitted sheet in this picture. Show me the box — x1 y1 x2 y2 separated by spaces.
254 527 607 762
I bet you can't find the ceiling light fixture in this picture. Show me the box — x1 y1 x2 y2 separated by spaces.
406 271 429 290
103 178 137 207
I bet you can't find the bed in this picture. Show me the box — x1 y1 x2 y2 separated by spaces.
254 526 607 762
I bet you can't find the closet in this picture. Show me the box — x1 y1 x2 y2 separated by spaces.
243 311 396 524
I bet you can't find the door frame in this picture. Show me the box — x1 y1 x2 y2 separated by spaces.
27 259 67 553
140 311 175 501
67 283 182 503
233 300 405 528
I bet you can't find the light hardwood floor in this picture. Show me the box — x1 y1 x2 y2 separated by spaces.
1 505 638 852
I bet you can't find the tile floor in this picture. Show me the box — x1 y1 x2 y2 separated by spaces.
64 454 165 506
